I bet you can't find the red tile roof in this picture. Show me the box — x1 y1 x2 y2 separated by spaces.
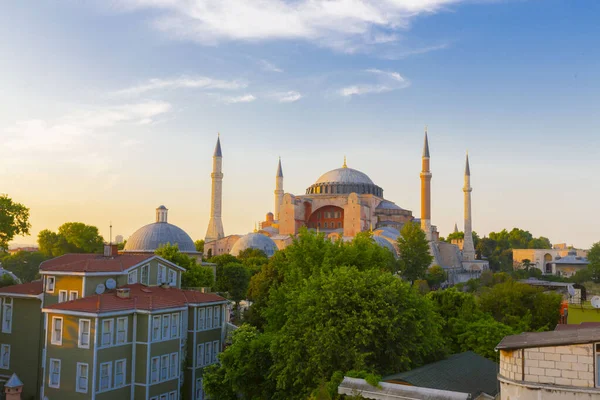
44 284 225 314
40 254 154 273
0 281 43 296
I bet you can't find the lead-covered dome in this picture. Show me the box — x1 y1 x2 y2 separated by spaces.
230 232 278 257
306 160 383 197
123 206 197 254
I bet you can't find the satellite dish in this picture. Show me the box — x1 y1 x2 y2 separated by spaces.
591 296 600 309
568 285 576 297
95 284 106 295
106 279 117 290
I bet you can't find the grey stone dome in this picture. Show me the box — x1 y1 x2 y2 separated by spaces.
306 164 383 197
372 236 398 257
123 206 197 253
315 167 374 185
230 233 278 257
374 227 401 241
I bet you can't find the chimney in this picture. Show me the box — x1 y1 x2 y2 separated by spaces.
116 288 131 299
103 244 119 257
4 373 23 400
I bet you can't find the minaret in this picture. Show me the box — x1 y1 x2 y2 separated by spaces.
420 128 432 241
462 152 476 260
453 222 459 233
274 157 284 221
205 135 225 242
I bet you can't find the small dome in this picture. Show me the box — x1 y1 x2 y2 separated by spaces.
124 207 196 253
372 236 398 257
230 233 278 257
0 268 20 284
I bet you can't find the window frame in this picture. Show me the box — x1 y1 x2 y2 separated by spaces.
170 352 178 379
171 313 179 338
152 316 161 342
141 264 149 285
78 319 91 349
197 308 205 331
162 314 171 340
150 356 159 383
160 395 168 400
128 269 138 284
2 297 13 333
0 344 10 369
76 362 89 393
46 276 55 293
214 305 220 328
213 340 219 364
195 377 204 400
206 307 213 329
197 343 204 367
114 358 126 388
160 354 169 381
116 317 128 345
205 342 212 366
58 290 68 303
101 318 114 347
99 361 112 391
51 317 63 346
169 391 176 400
49 358 61 389
168 269 177 286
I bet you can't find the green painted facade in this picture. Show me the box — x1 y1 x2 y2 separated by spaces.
0 295 43 400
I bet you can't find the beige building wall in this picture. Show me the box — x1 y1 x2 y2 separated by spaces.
499 344 600 400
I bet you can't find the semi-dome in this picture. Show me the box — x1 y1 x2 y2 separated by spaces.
230 232 278 257
374 227 401 241
123 206 197 254
372 236 398 257
306 160 383 197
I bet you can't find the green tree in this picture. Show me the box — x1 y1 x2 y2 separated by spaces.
117 240 127 251
38 222 104 257
203 325 276 400
155 243 214 289
457 316 514 361
0 274 16 288
0 195 31 251
218 263 251 305
0 251 48 282
195 239 205 253
588 242 600 283
269 266 444 399
397 222 433 283
425 265 447 288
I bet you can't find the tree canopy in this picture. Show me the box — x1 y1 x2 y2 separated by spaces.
38 222 104 257
0 251 49 282
0 195 31 251
155 243 214 289
396 222 433 283
476 228 552 271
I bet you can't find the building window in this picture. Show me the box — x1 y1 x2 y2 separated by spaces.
168 269 176 286
171 313 179 338
49 358 61 388
78 319 91 348
100 362 111 391
158 265 167 284
162 314 170 340
102 319 114 346
69 291 78 301
195 377 204 400
46 276 55 293
151 357 159 383
76 362 88 393
214 306 220 328
51 317 63 345
2 298 12 333
213 340 220 363
0 344 10 369
197 343 204 367
324 222 328 228
170 352 178 378
205 342 212 366
58 290 68 303
141 264 149 285
115 359 126 387
169 391 176 400
160 395 167 400
116 317 127 344
160 355 168 381
338 222 342 228
128 270 138 284
152 316 161 341
197 308 205 330
206 307 213 329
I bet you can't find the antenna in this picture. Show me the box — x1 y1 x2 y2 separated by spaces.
109 221 113 245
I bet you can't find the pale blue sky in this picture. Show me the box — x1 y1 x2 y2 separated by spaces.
1 0 598 248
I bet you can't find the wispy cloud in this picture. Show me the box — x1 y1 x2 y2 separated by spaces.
382 43 450 59
113 76 247 96
273 91 302 103
339 69 410 98
106 0 466 52
259 60 283 73
221 94 257 104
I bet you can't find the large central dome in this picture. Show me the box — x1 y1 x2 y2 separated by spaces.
315 167 374 185
306 161 383 197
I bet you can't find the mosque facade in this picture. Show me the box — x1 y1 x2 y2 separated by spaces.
204 132 489 283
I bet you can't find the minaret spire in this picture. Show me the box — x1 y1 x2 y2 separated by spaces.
420 127 432 241
462 151 476 260
205 134 225 242
343 155 347 168
453 222 458 234
274 157 284 221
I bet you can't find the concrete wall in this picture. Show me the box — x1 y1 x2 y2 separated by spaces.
499 344 600 400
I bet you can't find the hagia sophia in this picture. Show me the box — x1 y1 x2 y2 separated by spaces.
122 131 488 283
